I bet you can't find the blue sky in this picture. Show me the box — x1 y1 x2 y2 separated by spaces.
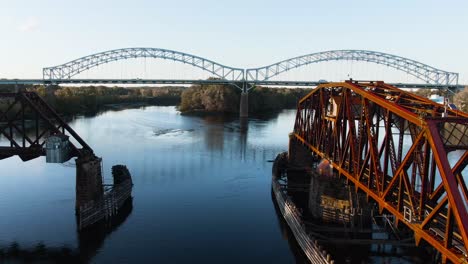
1 0 467 82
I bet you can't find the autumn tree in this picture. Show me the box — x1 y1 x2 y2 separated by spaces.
453 86 468 112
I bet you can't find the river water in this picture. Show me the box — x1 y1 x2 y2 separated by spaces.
0 106 445 263
0 106 300 263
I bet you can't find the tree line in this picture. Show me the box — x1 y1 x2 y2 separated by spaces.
179 83 468 114
0 84 185 116
1 83 467 117
178 84 310 114
412 86 468 112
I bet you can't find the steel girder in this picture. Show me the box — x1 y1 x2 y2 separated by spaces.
0 92 93 161
293 81 468 263
246 50 459 85
43 48 245 81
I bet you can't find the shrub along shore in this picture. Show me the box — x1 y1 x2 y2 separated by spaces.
0 84 312 117
3 82 463 116
0 85 184 116
179 84 311 114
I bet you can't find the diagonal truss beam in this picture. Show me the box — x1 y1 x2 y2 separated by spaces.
43 49 459 86
0 92 93 161
43 48 245 81
246 50 459 85
293 80 468 263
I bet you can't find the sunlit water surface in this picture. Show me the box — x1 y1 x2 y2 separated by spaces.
0 106 458 263
0 106 297 263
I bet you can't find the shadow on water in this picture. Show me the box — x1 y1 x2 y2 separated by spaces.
182 109 287 123
195 113 250 155
0 198 133 264
249 110 291 121
271 189 310 264
271 174 438 264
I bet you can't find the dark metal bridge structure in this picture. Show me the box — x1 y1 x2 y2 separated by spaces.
291 80 468 263
0 91 132 229
0 91 93 161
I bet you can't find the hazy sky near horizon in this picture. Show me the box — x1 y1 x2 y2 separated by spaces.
1 0 467 82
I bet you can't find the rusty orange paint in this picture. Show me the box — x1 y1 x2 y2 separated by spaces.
292 81 468 264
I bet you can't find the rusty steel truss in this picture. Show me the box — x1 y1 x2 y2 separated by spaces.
293 81 468 263
0 92 93 161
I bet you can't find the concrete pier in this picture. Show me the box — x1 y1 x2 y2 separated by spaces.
239 91 248 118
45 85 56 106
239 116 248 132
75 155 104 211
288 134 316 170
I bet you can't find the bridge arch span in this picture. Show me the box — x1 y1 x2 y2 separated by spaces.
246 50 459 85
43 47 245 81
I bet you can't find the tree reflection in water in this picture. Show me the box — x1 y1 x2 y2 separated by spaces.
0 198 133 263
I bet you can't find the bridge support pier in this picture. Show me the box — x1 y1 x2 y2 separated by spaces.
44 84 56 106
239 91 248 118
288 134 317 170
75 155 104 212
239 116 248 132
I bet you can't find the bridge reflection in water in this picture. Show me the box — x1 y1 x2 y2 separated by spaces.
0 198 133 263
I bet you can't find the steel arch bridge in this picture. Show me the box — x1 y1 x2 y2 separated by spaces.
245 50 459 85
43 47 245 81
43 48 459 86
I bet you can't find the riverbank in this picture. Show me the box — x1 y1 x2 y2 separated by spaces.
1 83 311 116
179 84 311 114
0 84 185 117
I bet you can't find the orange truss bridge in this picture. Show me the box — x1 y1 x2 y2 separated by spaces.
293 80 468 263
